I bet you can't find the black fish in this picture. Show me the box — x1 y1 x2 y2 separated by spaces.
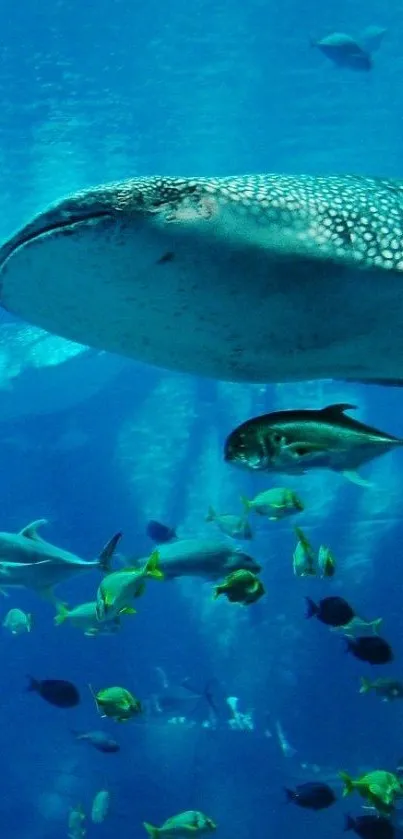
27 676 80 707
72 729 120 753
146 520 177 544
345 637 393 665
345 813 395 839
285 781 336 809
224 404 403 485
306 596 355 627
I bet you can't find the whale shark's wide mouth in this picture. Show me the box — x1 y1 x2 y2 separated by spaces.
0 206 115 267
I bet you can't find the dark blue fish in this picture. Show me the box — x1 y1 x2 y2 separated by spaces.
345 636 393 665
345 813 394 839
306 596 355 627
146 520 177 544
285 781 336 809
27 676 80 708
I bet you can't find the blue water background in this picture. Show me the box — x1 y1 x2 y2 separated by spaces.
0 0 402 837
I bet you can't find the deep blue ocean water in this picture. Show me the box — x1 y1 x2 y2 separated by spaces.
0 0 402 837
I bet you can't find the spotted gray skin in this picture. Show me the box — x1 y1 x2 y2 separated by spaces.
1 173 403 384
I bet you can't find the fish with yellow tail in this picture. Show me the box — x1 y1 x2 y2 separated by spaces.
143 811 216 839
225 404 403 485
242 487 304 520
340 770 403 814
213 569 265 605
359 677 403 701
3 608 32 635
90 685 142 722
96 549 163 621
68 804 86 839
205 506 252 540
293 528 316 577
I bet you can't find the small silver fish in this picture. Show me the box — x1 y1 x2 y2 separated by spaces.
205 506 252 539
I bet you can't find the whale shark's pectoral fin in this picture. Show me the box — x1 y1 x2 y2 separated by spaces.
342 470 374 488
20 519 48 541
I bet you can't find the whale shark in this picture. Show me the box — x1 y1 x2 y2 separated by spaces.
1 173 403 385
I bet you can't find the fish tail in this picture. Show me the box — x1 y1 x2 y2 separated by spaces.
54 602 69 626
26 675 39 692
143 823 159 839
372 618 383 634
339 771 355 796
144 549 164 581
305 597 318 619
344 815 355 832
205 506 216 522
359 677 372 694
99 532 122 573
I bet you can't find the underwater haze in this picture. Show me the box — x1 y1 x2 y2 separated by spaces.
1 0 403 838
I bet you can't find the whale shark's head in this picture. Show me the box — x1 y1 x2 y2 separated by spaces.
1 173 403 384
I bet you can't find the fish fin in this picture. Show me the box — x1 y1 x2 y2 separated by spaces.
347 378 403 387
144 549 164 581
213 585 223 600
26 675 39 692
118 606 137 615
358 26 387 53
143 824 159 839
371 618 383 634
320 403 357 417
284 787 296 803
359 677 372 695
305 597 318 619
54 602 69 626
240 496 251 511
99 532 122 573
134 580 146 597
339 771 354 796
344 815 355 832
342 470 373 488
19 518 48 541
205 506 216 522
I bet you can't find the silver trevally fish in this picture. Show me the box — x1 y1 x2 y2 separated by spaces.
0 520 121 596
224 403 403 484
131 538 261 581
2 174 403 386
